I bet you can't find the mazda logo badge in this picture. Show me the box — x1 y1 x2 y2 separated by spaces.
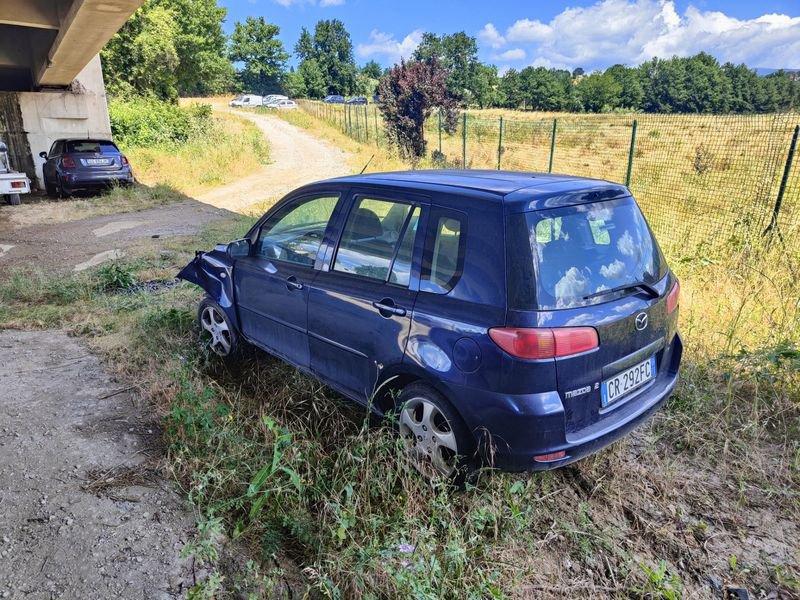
635 312 648 331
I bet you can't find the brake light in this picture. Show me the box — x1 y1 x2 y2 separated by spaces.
10 181 25 189
666 280 680 314
121 155 129 165
61 156 76 168
488 327 599 359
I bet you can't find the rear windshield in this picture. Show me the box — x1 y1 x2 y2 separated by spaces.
65 140 119 154
507 196 666 310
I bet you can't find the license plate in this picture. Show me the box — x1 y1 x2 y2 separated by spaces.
84 158 110 165
601 356 656 407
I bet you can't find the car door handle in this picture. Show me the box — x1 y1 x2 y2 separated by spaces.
372 299 406 317
286 276 303 291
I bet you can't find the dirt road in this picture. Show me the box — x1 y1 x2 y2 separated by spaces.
196 110 350 213
0 110 351 274
0 330 196 599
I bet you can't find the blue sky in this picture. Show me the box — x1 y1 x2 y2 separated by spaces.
218 0 800 71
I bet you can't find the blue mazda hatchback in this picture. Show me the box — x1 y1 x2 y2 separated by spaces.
178 170 682 478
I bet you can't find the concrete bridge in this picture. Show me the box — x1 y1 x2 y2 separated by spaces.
0 0 143 188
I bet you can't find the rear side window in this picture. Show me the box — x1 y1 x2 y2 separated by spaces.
508 196 666 310
333 197 420 284
421 210 466 294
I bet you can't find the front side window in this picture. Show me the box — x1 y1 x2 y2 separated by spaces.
421 212 466 294
255 194 339 266
512 196 665 310
333 197 419 284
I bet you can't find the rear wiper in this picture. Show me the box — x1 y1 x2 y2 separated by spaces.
582 281 659 302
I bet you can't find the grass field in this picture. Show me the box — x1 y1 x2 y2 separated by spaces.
0 103 797 597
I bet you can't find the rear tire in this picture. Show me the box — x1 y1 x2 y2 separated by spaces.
5 194 21 206
197 297 239 358
395 382 476 483
45 179 58 198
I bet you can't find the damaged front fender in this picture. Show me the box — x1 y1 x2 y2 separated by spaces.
177 244 239 328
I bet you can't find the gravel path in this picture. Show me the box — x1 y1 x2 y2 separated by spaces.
0 330 196 599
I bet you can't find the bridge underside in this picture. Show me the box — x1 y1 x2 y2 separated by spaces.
0 0 142 91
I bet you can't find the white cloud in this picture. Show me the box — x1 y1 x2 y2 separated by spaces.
494 48 526 61
506 18 552 43
478 23 505 49
486 0 800 70
356 29 423 64
319 0 344 5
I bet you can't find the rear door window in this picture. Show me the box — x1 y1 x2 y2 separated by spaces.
420 210 466 294
509 196 665 310
333 197 420 285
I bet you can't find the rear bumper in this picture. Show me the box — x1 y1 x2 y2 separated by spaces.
449 333 683 471
61 171 134 191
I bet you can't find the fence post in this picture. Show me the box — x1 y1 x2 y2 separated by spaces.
765 124 799 236
462 113 468 169
548 118 557 173
497 116 504 170
374 107 379 147
625 119 638 187
437 109 442 154
364 105 369 141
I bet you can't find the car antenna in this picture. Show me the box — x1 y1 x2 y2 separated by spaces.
360 154 374 174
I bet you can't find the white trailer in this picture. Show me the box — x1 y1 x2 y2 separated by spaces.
0 140 30 206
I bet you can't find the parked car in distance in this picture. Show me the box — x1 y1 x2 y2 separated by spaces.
229 94 263 108
265 99 297 110
346 96 368 105
323 95 345 104
178 170 682 479
262 94 288 106
0 139 30 206
40 139 134 198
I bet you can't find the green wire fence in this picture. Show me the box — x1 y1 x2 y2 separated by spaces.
298 100 800 250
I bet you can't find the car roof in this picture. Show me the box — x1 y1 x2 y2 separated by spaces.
319 169 629 210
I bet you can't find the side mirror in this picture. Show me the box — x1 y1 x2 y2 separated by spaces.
0 142 7 153
39 151 48 159
227 238 251 259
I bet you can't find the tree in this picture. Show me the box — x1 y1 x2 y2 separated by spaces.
378 59 459 159
472 63 500 109
297 59 327 98
499 69 523 108
605 64 643 110
102 4 180 100
161 0 235 96
572 67 585 79
412 32 480 105
576 71 622 112
361 60 383 80
101 0 233 100
294 27 314 63
312 19 357 95
519 67 568 111
229 16 288 95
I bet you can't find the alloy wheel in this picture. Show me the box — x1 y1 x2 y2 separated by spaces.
399 397 459 477
200 305 232 356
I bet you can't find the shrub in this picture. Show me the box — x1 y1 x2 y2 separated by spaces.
109 97 213 148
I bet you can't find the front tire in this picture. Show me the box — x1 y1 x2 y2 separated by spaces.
5 193 21 206
198 297 239 357
396 383 475 482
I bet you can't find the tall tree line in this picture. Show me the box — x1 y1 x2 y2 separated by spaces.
102 1 799 114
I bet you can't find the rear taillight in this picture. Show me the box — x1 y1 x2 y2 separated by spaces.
488 327 599 360
121 155 129 165
666 280 680 314
61 156 76 168
10 181 25 189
